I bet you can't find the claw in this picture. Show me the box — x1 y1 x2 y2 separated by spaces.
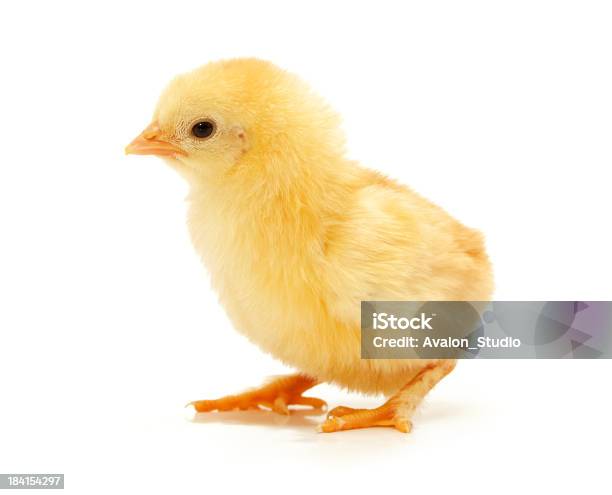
272 397 290 415
190 399 218 412
394 418 413 433
317 417 347 433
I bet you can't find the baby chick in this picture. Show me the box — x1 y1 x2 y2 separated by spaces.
126 59 493 433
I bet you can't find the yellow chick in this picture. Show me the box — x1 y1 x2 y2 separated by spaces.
126 58 493 433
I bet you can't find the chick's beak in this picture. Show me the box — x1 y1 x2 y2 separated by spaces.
125 122 187 157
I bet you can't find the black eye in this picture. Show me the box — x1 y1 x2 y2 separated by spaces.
191 120 215 139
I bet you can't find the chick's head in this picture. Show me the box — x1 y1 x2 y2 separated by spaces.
126 58 345 184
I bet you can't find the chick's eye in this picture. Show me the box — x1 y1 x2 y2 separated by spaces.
191 120 215 139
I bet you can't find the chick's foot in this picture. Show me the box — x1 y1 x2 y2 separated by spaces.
319 403 412 433
319 360 456 433
190 374 326 416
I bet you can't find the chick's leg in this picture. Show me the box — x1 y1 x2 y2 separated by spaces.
319 360 456 433
190 374 326 415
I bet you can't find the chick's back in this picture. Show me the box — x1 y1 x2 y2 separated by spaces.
291 167 493 394
323 168 493 319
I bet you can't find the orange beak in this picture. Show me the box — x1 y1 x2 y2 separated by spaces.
125 122 187 157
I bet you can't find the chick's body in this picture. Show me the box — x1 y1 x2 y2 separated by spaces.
188 162 492 396
127 58 493 431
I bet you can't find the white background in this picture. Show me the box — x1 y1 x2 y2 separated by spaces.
1 1 611 493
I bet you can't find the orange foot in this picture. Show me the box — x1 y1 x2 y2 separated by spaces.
317 361 456 433
318 403 412 433
190 374 326 416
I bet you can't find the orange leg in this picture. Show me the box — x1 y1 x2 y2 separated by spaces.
190 374 326 415
319 360 456 433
